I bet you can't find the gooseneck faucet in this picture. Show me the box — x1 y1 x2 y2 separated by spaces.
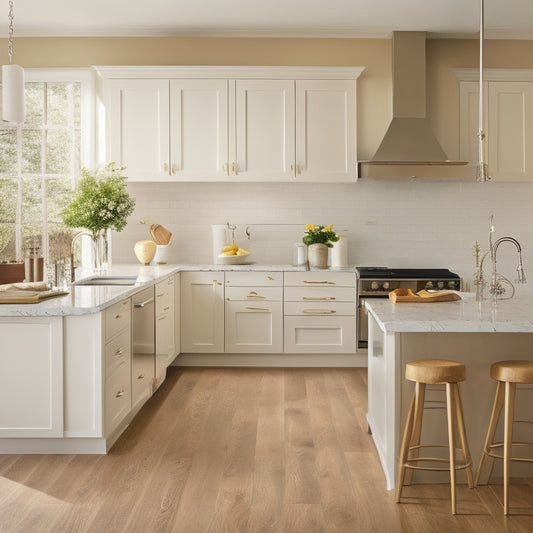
475 216 526 302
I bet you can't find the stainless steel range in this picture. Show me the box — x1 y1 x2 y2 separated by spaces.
356 267 461 348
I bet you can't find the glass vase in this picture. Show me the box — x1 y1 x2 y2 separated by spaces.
307 243 329 269
92 229 109 272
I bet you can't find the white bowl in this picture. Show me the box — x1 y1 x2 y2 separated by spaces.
216 253 252 265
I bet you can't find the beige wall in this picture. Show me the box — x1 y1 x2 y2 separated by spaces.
5 36 533 161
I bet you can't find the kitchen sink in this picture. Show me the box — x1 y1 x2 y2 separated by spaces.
74 276 138 286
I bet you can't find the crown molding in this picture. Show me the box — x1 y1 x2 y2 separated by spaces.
453 68 533 82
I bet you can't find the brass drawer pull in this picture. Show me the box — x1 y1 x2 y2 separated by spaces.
115 389 125 398
302 296 336 300
302 309 336 314
303 280 336 285
245 306 270 312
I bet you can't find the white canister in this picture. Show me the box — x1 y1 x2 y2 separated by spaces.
212 225 229 264
330 235 348 267
153 243 171 264
293 243 308 266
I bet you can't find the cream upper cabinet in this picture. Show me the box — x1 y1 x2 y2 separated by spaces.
295 80 357 182
457 70 533 181
98 67 364 182
232 79 295 180
170 79 229 180
108 79 170 181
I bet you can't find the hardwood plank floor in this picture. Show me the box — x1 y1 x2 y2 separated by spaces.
1 366 532 532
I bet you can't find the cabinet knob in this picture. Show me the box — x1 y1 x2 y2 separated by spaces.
171 163 178 174
163 163 169 172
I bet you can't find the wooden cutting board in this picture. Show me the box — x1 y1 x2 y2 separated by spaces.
389 288 461 303
0 289 69 304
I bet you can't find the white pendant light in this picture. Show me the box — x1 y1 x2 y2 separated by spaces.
2 0 24 124
476 0 490 181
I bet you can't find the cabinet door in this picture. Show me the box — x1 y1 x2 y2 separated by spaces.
108 79 170 181
155 278 175 383
181 272 224 353
170 79 229 180
0 318 63 437
295 80 356 181
225 301 283 353
488 81 533 181
232 80 295 180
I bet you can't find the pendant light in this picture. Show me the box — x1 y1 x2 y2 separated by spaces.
476 0 490 181
2 0 24 124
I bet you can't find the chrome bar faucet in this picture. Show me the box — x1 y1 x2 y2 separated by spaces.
475 215 526 302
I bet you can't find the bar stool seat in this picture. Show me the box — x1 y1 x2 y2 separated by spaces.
396 359 474 515
475 360 533 515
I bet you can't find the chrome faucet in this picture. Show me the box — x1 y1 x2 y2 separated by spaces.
70 230 92 281
475 216 526 301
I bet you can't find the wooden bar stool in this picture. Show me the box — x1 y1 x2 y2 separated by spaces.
474 360 533 515
396 359 474 515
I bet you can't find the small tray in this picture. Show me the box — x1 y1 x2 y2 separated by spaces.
389 288 461 303
0 289 69 304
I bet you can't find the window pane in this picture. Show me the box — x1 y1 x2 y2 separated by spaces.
21 129 42 173
21 176 42 225
46 129 72 174
46 177 73 222
48 83 81 126
0 178 17 259
25 82 45 127
0 129 18 174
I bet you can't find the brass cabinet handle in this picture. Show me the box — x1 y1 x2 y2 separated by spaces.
213 279 222 286
297 163 302 174
114 347 125 356
245 306 270 312
134 297 154 308
163 163 169 172
302 309 336 314
137 374 145 380
290 163 294 172
303 280 336 285
232 162 238 175
302 296 336 300
247 291 266 299
171 163 178 174
115 389 125 398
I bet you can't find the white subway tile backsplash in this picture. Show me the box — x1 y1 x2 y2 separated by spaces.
114 178 533 295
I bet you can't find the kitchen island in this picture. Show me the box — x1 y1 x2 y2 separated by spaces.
366 292 533 490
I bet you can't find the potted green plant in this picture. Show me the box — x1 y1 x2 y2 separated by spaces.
302 224 339 268
62 163 136 270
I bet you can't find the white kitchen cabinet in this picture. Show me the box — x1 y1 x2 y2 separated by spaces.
103 298 132 436
99 67 363 183
181 271 224 353
173 272 181 359
232 79 295 180
0 317 63 438
155 276 176 386
284 271 357 353
108 79 170 181
224 272 283 353
458 74 533 181
295 80 357 181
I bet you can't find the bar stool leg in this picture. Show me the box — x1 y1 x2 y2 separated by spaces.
453 383 474 488
446 382 457 514
503 381 516 516
475 381 505 486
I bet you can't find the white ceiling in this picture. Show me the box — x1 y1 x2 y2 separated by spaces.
3 0 533 39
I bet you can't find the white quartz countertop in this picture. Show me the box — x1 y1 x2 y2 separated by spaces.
0 263 356 317
365 292 533 333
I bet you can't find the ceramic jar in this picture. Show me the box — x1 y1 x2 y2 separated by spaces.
134 240 157 265
307 243 329 269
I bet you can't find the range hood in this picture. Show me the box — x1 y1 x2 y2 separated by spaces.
360 31 469 178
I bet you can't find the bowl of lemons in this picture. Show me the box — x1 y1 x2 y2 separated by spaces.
217 244 252 264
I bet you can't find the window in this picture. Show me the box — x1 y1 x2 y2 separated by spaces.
0 69 93 279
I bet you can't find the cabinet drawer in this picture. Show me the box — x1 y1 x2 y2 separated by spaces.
284 315 356 353
105 328 131 376
225 286 282 301
105 359 131 435
105 299 131 340
132 354 154 407
284 271 354 287
284 286 355 302
284 301 355 316
155 278 174 314
225 271 282 286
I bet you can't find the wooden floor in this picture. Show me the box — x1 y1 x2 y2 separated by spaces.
1 367 532 533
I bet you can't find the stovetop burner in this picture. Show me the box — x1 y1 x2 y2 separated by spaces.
356 267 460 279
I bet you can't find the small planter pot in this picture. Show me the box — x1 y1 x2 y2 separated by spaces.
307 243 329 269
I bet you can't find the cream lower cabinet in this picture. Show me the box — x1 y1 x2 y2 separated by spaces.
181 271 225 353
284 271 357 353
224 272 283 353
155 276 176 386
0 317 63 437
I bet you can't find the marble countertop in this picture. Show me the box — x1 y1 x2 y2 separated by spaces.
0 263 356 317
365 292 533 333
